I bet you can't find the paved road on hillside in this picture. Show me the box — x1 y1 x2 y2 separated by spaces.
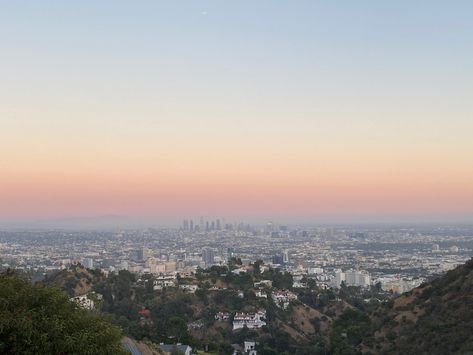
122 338 142 355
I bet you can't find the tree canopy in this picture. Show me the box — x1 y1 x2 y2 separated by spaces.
0 271 126 355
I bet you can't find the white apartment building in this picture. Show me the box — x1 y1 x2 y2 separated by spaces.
333 269 371 288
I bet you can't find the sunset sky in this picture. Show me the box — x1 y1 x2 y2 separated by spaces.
1 1 473 224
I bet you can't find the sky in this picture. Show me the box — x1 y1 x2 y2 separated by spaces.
1 1 473 225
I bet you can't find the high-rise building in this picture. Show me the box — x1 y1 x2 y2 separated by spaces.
202 248 215 265
272 254 283 265
200 216 204 230
216 219 221 230
136 249 144 261
190 220 194 231
265 222 274 233
183 219 189 230
334 270 345 287
333 270 371 288
137 247 149 262
283 250 290 264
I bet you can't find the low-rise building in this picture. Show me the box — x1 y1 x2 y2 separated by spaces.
271 290 298 309
179 284 198 293
159 344 192 355
233 310 267 330
255 289 267 298
215 312 231 321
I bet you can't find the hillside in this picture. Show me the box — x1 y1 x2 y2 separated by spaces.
36 261 388 354
43 264 104 296
86 263 348 354
36 258 473 354
370 258 473 354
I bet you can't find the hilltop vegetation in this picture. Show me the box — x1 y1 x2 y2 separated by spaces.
0 271 125 355
369 258 473 354
323 258 473 354
86 260 377 354
43 264 104 296
91 266 322 353
32 258 473 354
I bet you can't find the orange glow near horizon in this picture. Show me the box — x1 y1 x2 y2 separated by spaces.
2 2 473 222
2 146 473 218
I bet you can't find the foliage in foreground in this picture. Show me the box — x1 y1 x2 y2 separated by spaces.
0 271 126 355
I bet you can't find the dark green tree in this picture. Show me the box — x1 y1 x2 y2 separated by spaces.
0 271 126 355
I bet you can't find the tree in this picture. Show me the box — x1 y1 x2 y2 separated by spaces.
330 308 373 354
166 317 190 343
307 278 317 289
228 257 243 270
263 269 293 289
0 271 126 355
253 260 264 274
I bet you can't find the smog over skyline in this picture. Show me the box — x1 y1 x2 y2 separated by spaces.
2 1 473 224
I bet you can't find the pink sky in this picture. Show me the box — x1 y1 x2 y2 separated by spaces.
2 1 473 222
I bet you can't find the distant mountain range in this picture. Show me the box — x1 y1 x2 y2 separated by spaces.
0 215 171 230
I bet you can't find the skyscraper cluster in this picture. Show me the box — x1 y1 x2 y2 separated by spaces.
183 217 224 232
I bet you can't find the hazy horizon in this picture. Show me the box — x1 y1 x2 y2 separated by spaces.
1 213 472 231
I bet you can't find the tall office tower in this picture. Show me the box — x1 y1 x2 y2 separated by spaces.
334 270 346 287
137 247 148 262
216 219 221 230
283 250 290 264
200 216 204 230
183 219 189 230
272 254 283 265
211 221 215 230
206 221 210 231
190 220 194 231
202 248 215 265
